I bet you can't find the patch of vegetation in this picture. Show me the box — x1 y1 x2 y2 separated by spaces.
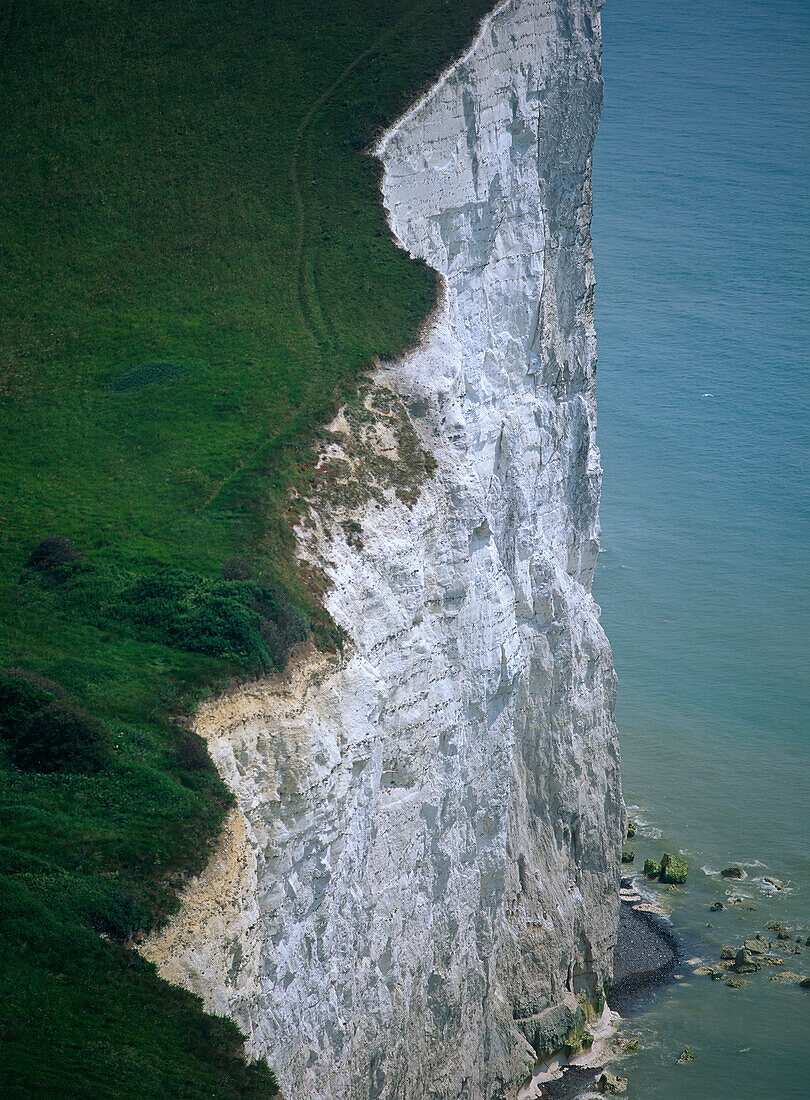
0 0 494 1093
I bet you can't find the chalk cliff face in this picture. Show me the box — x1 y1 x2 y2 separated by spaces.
140 1 624 1096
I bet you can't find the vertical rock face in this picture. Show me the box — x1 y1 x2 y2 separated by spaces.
141 1 624 1097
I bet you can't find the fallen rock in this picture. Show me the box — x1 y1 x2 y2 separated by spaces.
724 975 747 989
710 901 725 912
763 876 784 890
643 859 661 879
626 820 637 839
721 866 746 879
660 852 688 885
720 946 736 961
759 956 784 967
676 1047 694 1064
597 1071 628 1094
621 850 635 864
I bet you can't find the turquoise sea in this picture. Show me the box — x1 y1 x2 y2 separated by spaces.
592 0 810 1095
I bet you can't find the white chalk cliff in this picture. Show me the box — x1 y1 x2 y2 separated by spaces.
140 1 624 1096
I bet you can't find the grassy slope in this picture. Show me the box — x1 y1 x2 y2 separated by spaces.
0 0 494 1094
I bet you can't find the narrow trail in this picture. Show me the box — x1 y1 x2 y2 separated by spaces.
205 3 430 512
290 0 430 350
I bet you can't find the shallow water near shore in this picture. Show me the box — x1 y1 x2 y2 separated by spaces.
591 1 810 1097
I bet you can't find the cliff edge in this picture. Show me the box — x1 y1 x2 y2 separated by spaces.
140 1 624 1096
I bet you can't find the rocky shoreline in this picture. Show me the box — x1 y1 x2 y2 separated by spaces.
539 900 681 1098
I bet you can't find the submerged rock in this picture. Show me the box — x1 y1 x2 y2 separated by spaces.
676 1047 694 1064
769 970 807 984
710 901 725 911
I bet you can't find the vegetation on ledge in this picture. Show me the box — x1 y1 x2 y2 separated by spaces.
0 0 494 1094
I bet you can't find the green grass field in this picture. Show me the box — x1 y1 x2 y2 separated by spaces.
0 0 493 1093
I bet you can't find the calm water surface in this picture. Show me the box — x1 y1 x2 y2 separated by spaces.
592 1 810 1095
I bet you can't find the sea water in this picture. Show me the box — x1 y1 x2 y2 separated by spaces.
591 0 810 1096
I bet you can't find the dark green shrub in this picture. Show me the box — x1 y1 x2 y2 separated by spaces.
220 557 255 581
10 701 111 773
21 536 86 588
112 568 306 672
1 667 65 699
174 729 213 772
105 360 185 392
0 668 57 745
25 536 84 570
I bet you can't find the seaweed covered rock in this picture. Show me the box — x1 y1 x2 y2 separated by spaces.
644 859 662 879
598 1071 628 1094
660 853 688 884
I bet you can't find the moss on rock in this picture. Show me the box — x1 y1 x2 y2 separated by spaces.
660 852 688 884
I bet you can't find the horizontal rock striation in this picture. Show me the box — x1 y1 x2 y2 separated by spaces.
140 1 624 1096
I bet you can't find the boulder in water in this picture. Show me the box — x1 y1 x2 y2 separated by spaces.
733 949 760 973
767 922 791 939
643 859 661 879
598 1071 628 1093
660 852 688 884
744 934 771 955
721 866 746 879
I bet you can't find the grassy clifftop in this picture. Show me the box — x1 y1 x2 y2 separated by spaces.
0 0 493 1094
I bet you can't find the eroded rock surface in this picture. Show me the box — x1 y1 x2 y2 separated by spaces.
141 2 623 1096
